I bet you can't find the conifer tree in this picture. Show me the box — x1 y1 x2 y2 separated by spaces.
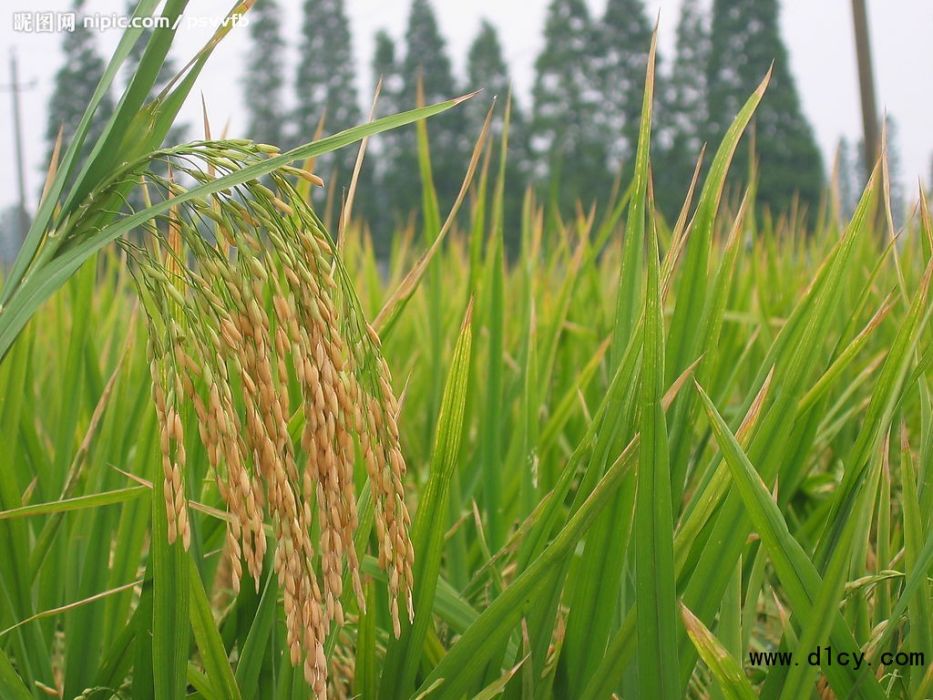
367 30 405 255
295 0 362 189
707 0 822 218
373 31 403 119
530 0 606 212
835 136 858 220
466 19 528 253
595 0 654 176
848 116 903 226
465 20 511 139
396 0 465 217
244 0 286 146
46 0 113 167
656 0 710 218
401 0 455 107
873 116 905 227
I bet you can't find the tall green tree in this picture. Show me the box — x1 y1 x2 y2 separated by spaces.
707 0 822 218
465 19 529 253
834 136 858 220
595 0 654 177
846 117 902 225
656 0 710 218
464 21 510 138
367 30 406 255
863 115 905 227
244 0 286 146
295 0 362 189
885 116 905 227
530 0 606 213
45 0 114 168
395 0 465 218
373 30 403 121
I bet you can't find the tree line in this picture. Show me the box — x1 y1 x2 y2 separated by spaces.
42 0 839 256
245 0 829 250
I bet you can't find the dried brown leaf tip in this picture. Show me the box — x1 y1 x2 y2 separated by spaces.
127 140 413 697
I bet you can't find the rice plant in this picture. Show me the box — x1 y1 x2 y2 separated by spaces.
1 3 930 699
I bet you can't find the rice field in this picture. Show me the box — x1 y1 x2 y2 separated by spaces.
1 6 932 700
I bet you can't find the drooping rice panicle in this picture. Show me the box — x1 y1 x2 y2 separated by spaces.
122 140 414 695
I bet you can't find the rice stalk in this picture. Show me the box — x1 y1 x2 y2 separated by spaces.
116 140 413 695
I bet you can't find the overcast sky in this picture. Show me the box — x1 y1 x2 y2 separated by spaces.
2 0 931 217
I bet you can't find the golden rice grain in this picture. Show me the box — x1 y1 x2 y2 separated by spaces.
131 149 414 698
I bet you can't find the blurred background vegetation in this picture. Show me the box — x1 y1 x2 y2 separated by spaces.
4 0 910 262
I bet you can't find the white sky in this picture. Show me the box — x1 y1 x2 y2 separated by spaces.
1 0 931 217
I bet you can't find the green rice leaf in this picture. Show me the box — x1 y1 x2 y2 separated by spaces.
188 557 240 700
680 603 756 700
634 198 679 699
379 302 474 698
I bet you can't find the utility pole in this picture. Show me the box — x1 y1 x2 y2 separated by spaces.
851 0 879 172
3 49 34 246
